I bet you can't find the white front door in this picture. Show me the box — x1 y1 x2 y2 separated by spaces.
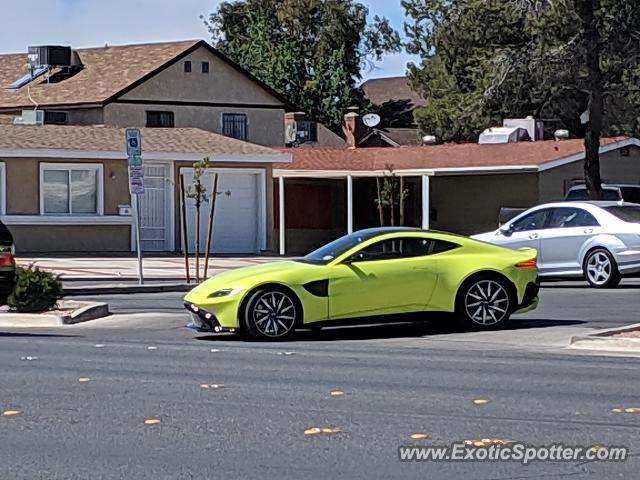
182 169 264 254
139 164 172 252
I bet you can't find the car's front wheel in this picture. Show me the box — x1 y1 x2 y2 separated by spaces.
584 248 621 288
241 287 300 340
456 275 513 329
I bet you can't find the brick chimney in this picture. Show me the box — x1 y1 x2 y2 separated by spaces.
342 111 364 149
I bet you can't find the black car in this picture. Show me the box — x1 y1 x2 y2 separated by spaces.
0 220 16 304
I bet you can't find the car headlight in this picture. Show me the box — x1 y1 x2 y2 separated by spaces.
208 288 235 298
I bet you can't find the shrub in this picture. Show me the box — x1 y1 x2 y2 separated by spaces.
8 265 64 313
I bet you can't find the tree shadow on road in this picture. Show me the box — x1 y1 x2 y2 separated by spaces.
195 315 587 343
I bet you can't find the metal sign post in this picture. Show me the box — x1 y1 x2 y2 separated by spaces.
126 129 144 285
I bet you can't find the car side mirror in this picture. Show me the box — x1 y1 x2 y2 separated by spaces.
501 224 515 237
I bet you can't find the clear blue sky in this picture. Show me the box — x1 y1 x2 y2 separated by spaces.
0 0 418 81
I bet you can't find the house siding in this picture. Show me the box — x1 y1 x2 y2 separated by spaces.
103 103 284 147
538 146 640 202
10 225 131 253
430 173 539 235
4 157 129 215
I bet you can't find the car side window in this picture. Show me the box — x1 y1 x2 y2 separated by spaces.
352 237 459 262
547 207 600 228
512 209 550 232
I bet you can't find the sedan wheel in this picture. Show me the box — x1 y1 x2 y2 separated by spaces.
457 277 512 329
584 249 621 288
242 288 299 340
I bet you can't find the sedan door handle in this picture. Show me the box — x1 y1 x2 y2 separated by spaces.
528 233 539 240
584 228 594 234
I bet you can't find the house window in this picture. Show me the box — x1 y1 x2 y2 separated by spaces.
298 121 318 142
40 164 103 215
146 111 174 128
201 61 210 74
222 113 247 140
44 111 67 125
184 61 192 73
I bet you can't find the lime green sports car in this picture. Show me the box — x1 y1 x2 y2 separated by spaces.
184 228 539 340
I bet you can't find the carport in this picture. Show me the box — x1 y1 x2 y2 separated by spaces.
273 170 431 255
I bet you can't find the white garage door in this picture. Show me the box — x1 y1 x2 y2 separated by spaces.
182 169 264 254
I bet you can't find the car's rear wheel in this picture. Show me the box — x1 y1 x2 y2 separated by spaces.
241 287 300 341
584 248 621 288
456 275 513 329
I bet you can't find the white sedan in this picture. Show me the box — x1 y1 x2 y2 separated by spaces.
473 201 640 288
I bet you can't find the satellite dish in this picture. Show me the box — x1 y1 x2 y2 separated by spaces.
362 113 381 128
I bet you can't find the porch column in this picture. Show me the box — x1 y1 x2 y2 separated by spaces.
278 176 286 255
346 175 354 234
421 175 430 230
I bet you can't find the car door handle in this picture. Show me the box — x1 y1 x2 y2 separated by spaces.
528 233 539 240
584 228 594 234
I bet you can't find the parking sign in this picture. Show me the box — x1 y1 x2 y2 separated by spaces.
125 128 142 157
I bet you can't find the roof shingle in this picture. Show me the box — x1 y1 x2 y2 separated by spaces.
0 124 285 157
275 137 630 171
0 40 199 110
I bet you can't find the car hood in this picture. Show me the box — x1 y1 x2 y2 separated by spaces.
185 260 320 297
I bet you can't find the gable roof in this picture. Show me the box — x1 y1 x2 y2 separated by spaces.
0 40 291 111
0 124 291 162
274 137 637 176
361 76 426 109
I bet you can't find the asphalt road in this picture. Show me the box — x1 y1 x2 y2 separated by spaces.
1 282 639 479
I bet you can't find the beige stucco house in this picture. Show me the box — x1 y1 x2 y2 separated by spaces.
0 40 292 146
0 125 290 254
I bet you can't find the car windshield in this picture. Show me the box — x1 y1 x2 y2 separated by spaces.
604 206 640 223
300 232 376 265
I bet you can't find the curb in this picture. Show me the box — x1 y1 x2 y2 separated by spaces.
569 322 640 353
63 283 193 296
0 301 109 328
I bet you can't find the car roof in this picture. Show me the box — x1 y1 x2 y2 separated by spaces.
352 227 467 240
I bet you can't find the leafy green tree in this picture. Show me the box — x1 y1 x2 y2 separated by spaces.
403 0 640 197
203 0 401 132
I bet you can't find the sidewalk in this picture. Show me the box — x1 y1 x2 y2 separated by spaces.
17 256 282 282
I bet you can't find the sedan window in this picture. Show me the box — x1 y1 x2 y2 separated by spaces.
604 206 640 223
547 208 600 228
511 209 550 232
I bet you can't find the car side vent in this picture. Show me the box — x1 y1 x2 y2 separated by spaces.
303 280 329 298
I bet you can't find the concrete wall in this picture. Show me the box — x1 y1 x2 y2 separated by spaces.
430 173 539 235
173 162 275 253
3 157 129 215
539 146 640 202
10 225 131 253
104 103 284 147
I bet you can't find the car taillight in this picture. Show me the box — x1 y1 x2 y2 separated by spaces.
0 252 15 266
515 258 537 268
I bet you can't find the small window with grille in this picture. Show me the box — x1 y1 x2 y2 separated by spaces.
222 113 247 141
146 111 175 128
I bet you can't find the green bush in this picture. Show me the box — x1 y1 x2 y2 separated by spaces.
8 265 64 313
